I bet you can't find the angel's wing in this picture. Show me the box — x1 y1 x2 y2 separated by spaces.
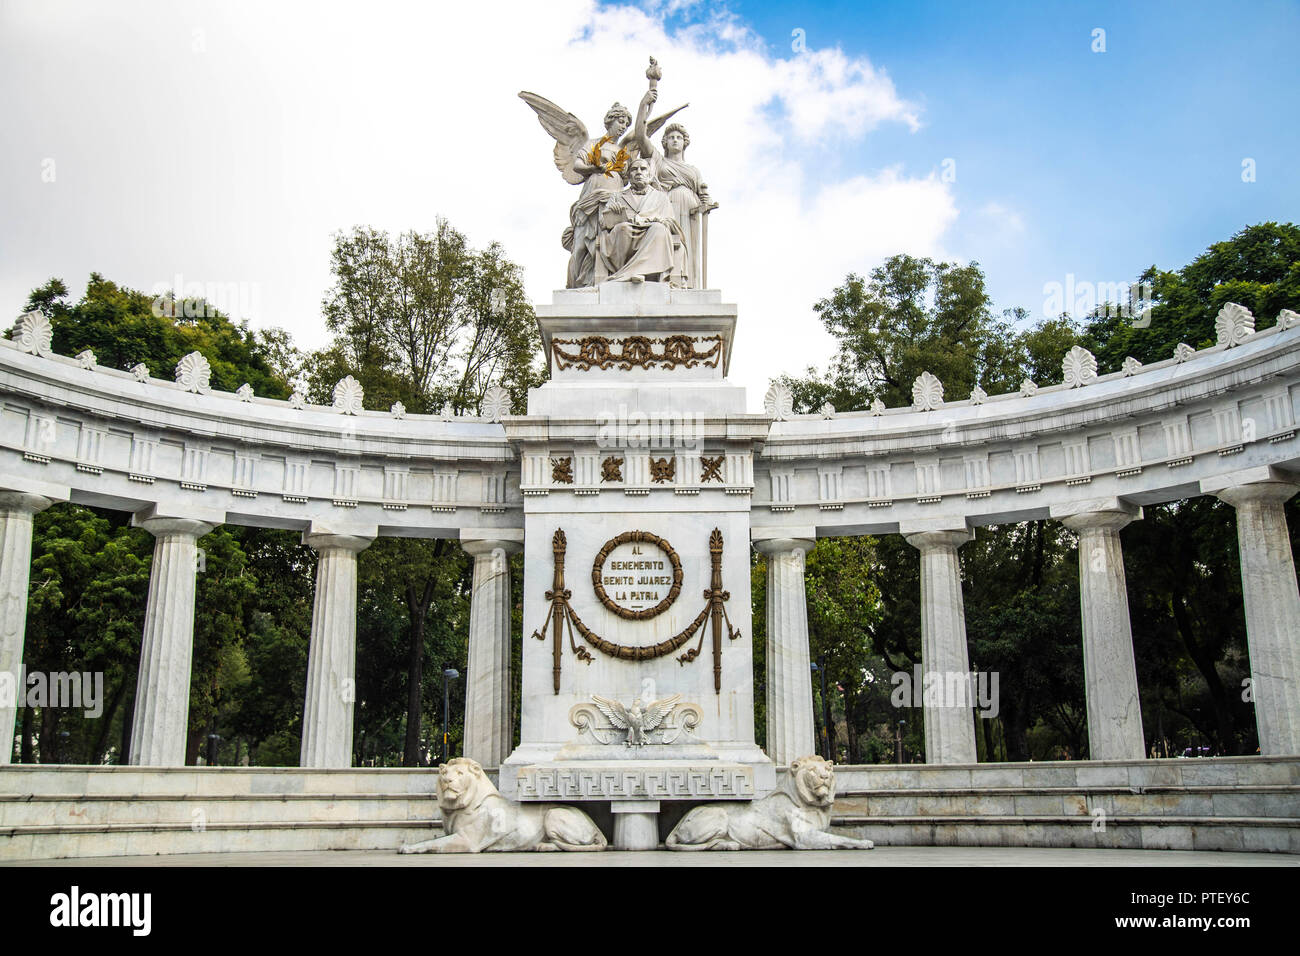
591 695 630 730
641 694 682 732
519 91 590 185
646 103 688 140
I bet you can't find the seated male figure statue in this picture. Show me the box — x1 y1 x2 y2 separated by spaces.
599 157 685 285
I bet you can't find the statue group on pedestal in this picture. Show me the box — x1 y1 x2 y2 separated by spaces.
520 57 717 289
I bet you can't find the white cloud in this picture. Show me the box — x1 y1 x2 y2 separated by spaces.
0 0 957 408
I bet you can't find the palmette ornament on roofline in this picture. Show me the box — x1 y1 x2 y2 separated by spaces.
819 402 835 419
1279 309 1300 330
969 386 987 405
1122 356 1143 377
289 390 306 410
1174 342 1195 363
869 398 886 415
912 371 944 411
175 351 212 394
236 383 254 402
130 363 150 383
1215 302 1254 348
481 385 511 422
1062 345 1097 388
390 402 406 419
76 349 96 370
764 383 793 421
13 310 53 357
1020 379 1038 398
333 375 364 415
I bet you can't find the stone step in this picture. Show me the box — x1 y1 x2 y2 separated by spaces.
833 785 1300 819
0 766 438 797
0 792 440 829
1 820 442 861
831 815 1300 854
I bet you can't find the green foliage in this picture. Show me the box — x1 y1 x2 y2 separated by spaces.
19 274 293 399
1082 222 1300 372
313 222 545 413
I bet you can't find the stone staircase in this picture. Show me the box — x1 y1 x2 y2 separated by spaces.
828 757 1300 853
2 756 1297 860
0 766 444 861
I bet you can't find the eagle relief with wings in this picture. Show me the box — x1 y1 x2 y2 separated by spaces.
519 56 688 289
591 693 683 747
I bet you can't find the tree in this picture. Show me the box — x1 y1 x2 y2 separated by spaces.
19 274 293 399
14 275 303 765
310 222 544 765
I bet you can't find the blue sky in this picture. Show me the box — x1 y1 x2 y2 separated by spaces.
691 0 1300 320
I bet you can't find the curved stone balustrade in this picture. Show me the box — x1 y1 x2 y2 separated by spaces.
0 337 519 536
753 320 1300 533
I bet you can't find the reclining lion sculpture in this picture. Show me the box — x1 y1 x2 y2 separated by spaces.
666 755 874 850
399 757 607 853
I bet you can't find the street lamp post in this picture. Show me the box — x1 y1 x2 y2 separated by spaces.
441 668 460 764
896 720 906 764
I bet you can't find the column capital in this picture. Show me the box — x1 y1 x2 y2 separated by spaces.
1202 466 1300 507
1212 481 1300 509
753 536 815 557
903 528 973 552
460 528 524 557
303 532 373 554
1054 497 1142 533
136 517 215 539
0 492 54 517
132 503 223 537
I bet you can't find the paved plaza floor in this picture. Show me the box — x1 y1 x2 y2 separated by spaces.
11 846 1297 866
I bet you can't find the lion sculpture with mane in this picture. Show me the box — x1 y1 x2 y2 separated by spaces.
666 755 874 851
399 757 607 853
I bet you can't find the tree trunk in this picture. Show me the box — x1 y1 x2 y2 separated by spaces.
90 679 127 764
843 687 860 764
402 547 443 767
1170 585 1237 753
1000 696 1030 761
20 705 34 763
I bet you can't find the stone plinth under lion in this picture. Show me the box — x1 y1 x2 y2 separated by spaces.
666 756 873 851
399 757 607 853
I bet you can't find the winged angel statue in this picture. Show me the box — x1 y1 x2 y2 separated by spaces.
591 693 682 747
520 57 712 288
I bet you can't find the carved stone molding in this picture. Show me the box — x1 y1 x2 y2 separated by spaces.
514 764 756 800
552 334 723 371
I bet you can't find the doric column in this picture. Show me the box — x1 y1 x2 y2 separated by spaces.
1206 470 1300 755
1055 500 1146 760
902 525 977 764
754 535 816 766
130 516 215 766
300 532 373 768
461 533 523 767
0 492 55 765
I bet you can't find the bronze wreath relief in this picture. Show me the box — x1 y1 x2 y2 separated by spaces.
591 530 683 620
530 527 742 694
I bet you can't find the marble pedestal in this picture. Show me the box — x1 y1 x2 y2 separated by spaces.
501 283 775 826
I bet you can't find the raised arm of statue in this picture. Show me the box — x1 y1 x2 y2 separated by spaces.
633 87 658 158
